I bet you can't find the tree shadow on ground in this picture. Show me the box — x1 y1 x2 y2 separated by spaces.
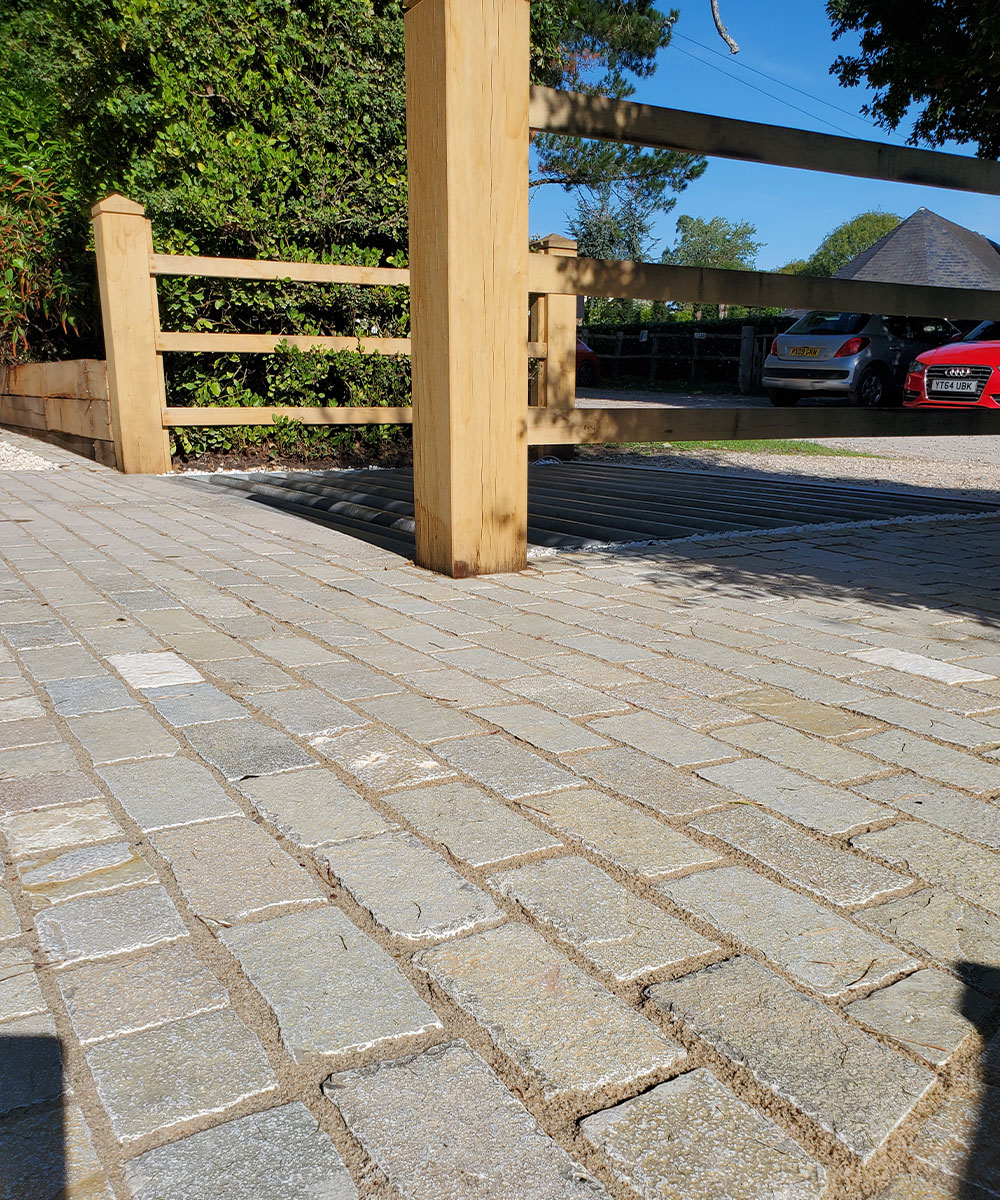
0 1033 66 1197
955 966 1000 1199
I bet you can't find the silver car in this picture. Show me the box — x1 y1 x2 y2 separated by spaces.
763 311 957 407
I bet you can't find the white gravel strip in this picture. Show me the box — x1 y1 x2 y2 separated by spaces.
0 437 59 472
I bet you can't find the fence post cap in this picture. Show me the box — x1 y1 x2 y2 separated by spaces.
536 233 578 254
91 194 146 218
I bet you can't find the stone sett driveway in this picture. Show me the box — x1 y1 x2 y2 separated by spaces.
0 440 998 1200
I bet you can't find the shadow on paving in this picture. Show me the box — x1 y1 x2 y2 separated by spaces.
956 966 1000 1199
0 1033 66 1197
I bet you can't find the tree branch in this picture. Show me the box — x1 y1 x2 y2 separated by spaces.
710 0 740 53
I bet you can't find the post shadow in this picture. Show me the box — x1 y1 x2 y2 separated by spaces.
957 965 1000 1199
0 1033 66 1199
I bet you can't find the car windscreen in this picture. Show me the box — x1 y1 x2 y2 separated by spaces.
962 320 1000 342
786 312 870 336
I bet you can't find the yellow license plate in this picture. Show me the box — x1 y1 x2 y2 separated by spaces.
788 346 820 357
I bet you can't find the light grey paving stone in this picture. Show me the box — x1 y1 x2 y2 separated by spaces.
150 817 324 925
0 947 46 1023
0 886 17 942
346 642 445 677
857 773 1000 850
84 625 163 658
237 767 392 849
125 1102 356 1200
730 685 878 739
855 889 1000 990
438 647 538 680
0 1012 63 1116
716 720 877 784
67 708 180 764
326 1041 608 1200
42 675 138 717
98 757 243 831
690 806 912 906
854 667 1000 717
436 733 581 799
580 1067 827 1200
106 651 203 690
649 956 935 1161
520 788 719 879
35 884 189 964
501 673 631 717
397 667 509 708
698 758 888 835
910 1085 1000 1195
850 645 994 684
253 635 344 666
0 768 101 818
846 969 995 1067
566 745 736 817
204 656 297 693
184 717 314 780
221 907 441 1062
493 856 715 981
617 686 751 732
19 644 104 681
316 830 503 941
356 692 480 744
0 741 79 780
414 924 684 1098
0 716 61 750
250 687 366 738
658 866 916 997
84 1007 278 1142
588 711 733 768
546 653 649 690
854 730 1000 795
301 660 404 700
18 840 156 908
383 781 560 867
844 695 1000 752
852 823 1000 917
57 942 229 1044
313 725 454 792
472 703 607 754
0 696 44 722
3 619 76 650
0 801 123 860
145 682 248 726
0 1103 113 1200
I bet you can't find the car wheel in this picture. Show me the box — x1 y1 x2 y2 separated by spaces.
767 389 799 407
854 365 889 408
577 361 597 387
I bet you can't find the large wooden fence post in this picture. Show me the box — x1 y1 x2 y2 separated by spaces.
404 0 530 577
91 194 171 474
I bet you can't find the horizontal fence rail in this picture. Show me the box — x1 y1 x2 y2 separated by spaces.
161 406 414 427
530 86 1000 196
150 255 411 287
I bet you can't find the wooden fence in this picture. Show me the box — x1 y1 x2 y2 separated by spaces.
0 360 116 467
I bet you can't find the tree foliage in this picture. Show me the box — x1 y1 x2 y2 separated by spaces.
827 1 1000 157
784 210 900 277
662 214 762 270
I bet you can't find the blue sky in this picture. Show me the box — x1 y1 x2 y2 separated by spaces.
528 0 1000 270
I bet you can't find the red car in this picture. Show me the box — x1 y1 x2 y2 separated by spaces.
576 340 601 387
904 320 1000 409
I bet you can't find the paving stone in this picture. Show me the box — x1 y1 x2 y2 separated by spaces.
3 618 76 650
471 703 607 754
84 1007 278 1142
854 730 1000 795
397 667 508 708
357 692 480 743
98 757 243 831
0 716 62 751
0 886 17 942
520 787 719 878
253 635 344 666
383 781 559 866
250 687 366 738
436 733 581 799
729 684 877 738
145 682 248 726
0 1012 63 1116
151 817 324 925
438 647 538 680
911 1085 1000 1195
649 956 934 1161
124 1102 357 1200
0 947 46 1022
0 768 101 818
184 717 314 780
205 656 297 693
659 866 916 996
858 891 1000 1003
301 660 404 699
414 924 684 1098
615 685 750 731
313 725 454 792
501 673 631 717
84 625 163 657
0 696 44 722
0 741 79 780
845 695 1000 752
875 1175 958 1200
57 942 229 1044
690 806 912 906
106 650 203 689
35 884 189 964
494 856 715 981
846 969 996 1067
221 907 441 1062
858 773 1000 850
18 840 156 908
547 653 649 690
0 801 123 860
698 758 889 835
18 644 103 681
588 711 733 768
316 829 503 941
237 767 392 849
850 645 995 684
0 1103 113 1200
853 823 1000 917
716 720 877 784
565 746 735 817
67 708 180 764
43 675 138 716
580 1066 827 1200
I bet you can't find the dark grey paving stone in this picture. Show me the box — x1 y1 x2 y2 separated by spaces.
145 683 247 726
43 675 138 717
250 688 366 738
183 719 314 780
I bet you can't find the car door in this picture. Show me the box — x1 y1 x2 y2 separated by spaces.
880 315 912 385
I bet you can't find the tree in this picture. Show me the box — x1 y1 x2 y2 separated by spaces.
827 1 1000 157
798 210 901 277
661 214 761 319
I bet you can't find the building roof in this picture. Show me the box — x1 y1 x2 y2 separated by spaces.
835 208 1000 290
